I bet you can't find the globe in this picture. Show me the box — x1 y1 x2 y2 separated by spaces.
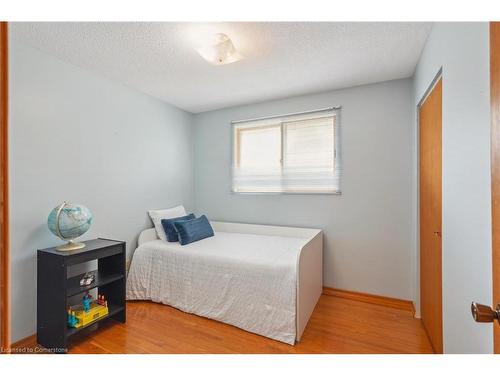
47 202 92 251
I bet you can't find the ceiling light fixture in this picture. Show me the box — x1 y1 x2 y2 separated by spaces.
195 33 243 66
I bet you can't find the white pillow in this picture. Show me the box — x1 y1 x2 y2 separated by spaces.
148 205 187 241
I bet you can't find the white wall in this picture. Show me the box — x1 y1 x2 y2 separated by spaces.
413 23 492 353
9 40 194 341
193 79 414 301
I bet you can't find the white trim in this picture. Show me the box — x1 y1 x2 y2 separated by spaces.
417 68 443 108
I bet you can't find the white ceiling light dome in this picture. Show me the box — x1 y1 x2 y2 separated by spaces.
195 33 243 66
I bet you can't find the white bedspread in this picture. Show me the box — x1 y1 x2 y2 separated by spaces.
126 231 307 344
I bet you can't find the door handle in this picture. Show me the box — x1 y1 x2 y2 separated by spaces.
471 302 500 323
433 231 441 238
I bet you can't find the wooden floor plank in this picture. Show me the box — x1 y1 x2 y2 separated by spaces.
13 294 434 354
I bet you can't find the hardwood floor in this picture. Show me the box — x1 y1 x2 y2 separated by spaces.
46 294 434 354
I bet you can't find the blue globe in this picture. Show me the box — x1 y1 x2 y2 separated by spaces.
47 202 92 241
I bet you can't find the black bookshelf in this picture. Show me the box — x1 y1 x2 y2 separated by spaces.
37 238 126 351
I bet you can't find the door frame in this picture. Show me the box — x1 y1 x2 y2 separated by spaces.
490 21 500 354
417 70 443 354
0 21 9 352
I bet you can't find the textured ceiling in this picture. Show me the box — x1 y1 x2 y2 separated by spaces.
11 22 432 113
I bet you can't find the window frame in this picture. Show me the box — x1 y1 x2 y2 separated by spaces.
234 123 283 169
231 107 342 195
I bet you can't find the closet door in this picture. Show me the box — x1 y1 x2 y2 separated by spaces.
419 78 443 354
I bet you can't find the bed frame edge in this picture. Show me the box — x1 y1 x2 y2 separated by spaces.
296 230 323 342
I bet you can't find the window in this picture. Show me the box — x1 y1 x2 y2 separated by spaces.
232 108 340 194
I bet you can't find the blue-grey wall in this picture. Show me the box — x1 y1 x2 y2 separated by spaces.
412 22 492 354
192 79 415 301
9 24 494 354
9 40 194 341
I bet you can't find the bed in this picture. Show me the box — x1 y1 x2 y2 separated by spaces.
126 221 323 344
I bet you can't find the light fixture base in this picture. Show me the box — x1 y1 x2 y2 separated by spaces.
196 33 243 65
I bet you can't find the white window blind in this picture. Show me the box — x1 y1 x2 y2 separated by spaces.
232 108 341 194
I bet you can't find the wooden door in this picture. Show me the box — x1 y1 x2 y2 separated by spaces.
0 21 8 351
419 78 443 354
491 22 500 354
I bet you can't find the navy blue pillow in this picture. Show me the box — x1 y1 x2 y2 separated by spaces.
173 215 214 245
161 213 195 242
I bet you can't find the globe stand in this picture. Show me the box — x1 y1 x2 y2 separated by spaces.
56 240 86 252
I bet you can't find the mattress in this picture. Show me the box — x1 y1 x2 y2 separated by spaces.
126 231 308 344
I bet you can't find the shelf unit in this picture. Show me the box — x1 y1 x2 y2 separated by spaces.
66 270 124 297
37 238 126 351
66 304 124 337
